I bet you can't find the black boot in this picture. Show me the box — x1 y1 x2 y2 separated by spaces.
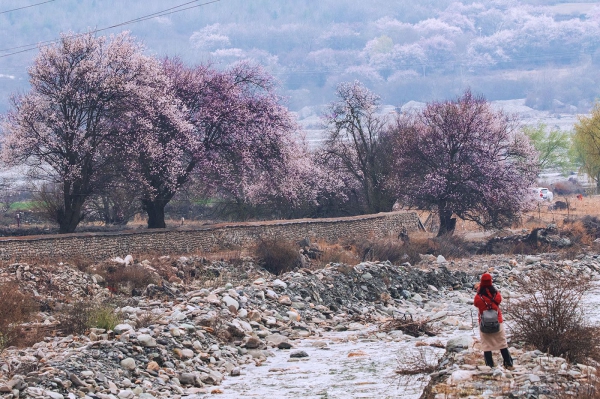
501 348 514 370
484 351 494 367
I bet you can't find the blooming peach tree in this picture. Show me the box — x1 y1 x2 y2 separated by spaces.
1 32 153 233
319 81 395 214
127 58 318 226
389 90 539 236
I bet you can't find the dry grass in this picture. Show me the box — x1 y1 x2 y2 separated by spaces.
94 264 158 295
313 240 360 267
0 283 38 352
254 239 302 275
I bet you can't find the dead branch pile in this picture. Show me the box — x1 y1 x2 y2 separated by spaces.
379 314 441 337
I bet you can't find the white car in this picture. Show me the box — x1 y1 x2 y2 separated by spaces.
530 187 553 201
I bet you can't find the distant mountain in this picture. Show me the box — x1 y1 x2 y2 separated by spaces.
297 98 581 149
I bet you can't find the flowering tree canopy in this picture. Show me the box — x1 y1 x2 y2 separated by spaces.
118 57 195 228
389 90 538 236
1 32 151 233
168 60 315 221
319 81 395 214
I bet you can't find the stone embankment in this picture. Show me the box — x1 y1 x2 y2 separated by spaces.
0 250 599 398
0 211 419 261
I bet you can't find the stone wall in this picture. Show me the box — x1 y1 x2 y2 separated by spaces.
0 211 420 261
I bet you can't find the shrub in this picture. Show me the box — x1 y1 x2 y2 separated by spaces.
0 283 37 352
91 304 121 331
254 239 302 275
97 264 158 295
58 301 121 335
581 216 600 239
358 238 409 264
58 301 94 335
507 270 600 363
553 179 585 196
430 234 475 259
135 310 161 328
354 235 474 266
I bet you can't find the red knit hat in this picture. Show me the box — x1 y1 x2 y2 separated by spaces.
480 273 493 287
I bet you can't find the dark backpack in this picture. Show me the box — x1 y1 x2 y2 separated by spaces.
479 294 500 334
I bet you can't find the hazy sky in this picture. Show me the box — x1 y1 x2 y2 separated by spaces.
1 0 600 112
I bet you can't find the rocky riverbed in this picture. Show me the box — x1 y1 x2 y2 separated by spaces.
1 251 600 398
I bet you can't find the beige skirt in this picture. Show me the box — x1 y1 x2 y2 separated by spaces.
480 322 508 352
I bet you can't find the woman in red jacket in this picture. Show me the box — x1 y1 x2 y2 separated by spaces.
474 273 514 369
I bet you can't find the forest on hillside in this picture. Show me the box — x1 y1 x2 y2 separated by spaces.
1 0 599 112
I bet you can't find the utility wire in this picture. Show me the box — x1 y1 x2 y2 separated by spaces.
0 0 221 58
0 0 56 15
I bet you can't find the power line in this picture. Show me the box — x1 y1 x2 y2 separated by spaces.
0 0 221 58
0 0 56 15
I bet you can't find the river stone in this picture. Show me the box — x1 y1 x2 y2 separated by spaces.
120 358 136 370
525 256 542 264
287 310 300 321
278 295 292 305
290 350 309 358
146 361 160 372
222 295 239 311
446 336 473 353
266 333 288 346
179 372 199 386
266 289 278 299
180 349 194 359
137 334 156 347
118 390 134 399
44 391 64 399
244 336 261 349
450 370 474 383
114 324 134 335
272 279 287 289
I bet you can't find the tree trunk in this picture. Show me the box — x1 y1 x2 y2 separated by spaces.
58 195 85 233
437 208 456 237
142 199 169 228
